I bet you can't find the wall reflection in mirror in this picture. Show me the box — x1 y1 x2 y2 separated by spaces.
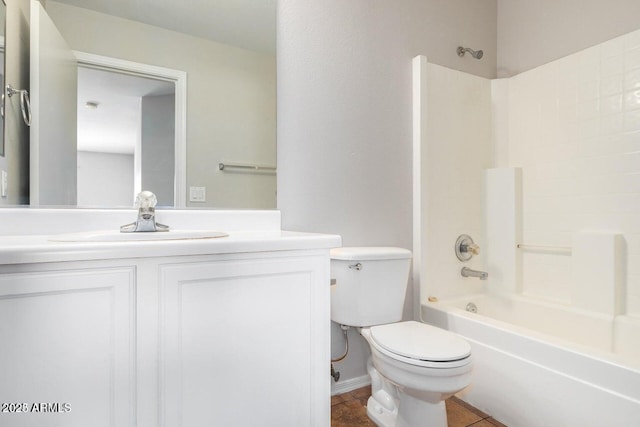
0 0 5 158
2 0 276 209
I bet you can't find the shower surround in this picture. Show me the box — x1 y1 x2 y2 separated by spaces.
413 27 640 425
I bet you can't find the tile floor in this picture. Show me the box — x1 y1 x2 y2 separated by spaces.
331 386 507 427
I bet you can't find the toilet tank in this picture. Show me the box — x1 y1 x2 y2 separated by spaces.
330 247 412 327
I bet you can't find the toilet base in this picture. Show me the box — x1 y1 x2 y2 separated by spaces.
365 354 451 427
366 391 447 427
366 356 399 426
366 395 397 427
396 392 447 427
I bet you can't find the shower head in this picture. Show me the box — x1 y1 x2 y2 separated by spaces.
457 46 483 60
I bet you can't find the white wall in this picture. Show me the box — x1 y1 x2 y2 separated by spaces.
278 0 497 389
77 151 134 207
417 27 640 323
47 1 276 209
496 29 640 316
497 0 640 77
416 62 493 303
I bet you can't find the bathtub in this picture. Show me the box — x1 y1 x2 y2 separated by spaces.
422 293 640 427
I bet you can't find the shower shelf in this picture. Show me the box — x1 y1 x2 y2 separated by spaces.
516 243 572 255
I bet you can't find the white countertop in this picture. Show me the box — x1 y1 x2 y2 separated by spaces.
0 208 341 265
0 230 342 265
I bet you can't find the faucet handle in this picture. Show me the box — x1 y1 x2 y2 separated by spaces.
455 234 480 261
136 191 158 209
463 242 480 255
121 190 168 233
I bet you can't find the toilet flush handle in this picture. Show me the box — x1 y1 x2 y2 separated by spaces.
349 263 363 271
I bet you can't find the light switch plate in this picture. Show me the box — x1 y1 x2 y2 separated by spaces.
189 186 206 202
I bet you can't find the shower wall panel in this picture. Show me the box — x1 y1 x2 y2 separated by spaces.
497 29 640 314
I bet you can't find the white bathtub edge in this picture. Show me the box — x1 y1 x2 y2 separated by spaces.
422 300 640 426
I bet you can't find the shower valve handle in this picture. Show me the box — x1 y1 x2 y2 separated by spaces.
455 234 480 261
462 242 480 255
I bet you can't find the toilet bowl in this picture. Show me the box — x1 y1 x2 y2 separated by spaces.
362 321 472 427
330 247 473 427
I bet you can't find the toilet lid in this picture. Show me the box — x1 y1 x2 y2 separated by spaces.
370 321 471 362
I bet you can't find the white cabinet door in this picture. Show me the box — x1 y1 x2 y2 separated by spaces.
159 255 330 427
0 267 135 427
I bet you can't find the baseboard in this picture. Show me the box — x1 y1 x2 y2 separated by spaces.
330 374 371 396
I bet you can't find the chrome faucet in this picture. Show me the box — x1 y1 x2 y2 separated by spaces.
120 191 170 233
461 267 488 280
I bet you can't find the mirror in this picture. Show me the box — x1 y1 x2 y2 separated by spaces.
76 66 177 208
0 1 4 158
6 0 277 209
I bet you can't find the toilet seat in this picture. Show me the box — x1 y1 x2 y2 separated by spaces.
369 321 471 368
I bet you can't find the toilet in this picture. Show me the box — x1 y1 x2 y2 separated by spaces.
330 247 472 427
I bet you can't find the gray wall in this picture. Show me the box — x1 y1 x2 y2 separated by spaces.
497 0 640 77
276 0 640 391
277 0 497 388
141 94 175 207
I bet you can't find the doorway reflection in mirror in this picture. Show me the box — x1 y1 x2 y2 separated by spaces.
76 67 175 207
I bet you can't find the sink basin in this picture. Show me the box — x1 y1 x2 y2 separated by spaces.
49 229 229 242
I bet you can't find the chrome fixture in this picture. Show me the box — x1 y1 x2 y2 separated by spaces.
348 263 363 271
218 162 276 174
461 267 488 280
465 302 478 313
6 84 32 126
331 325 351 382
457 46 483 60
120 191 170 233
330 364 340 382
455 234 480 261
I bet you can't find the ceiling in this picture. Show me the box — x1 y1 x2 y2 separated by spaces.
51 0 277 53
77 67 174 154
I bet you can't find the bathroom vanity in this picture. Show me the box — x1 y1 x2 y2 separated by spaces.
0 209 340 427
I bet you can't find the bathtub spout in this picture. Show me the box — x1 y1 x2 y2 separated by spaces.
461 267 488 280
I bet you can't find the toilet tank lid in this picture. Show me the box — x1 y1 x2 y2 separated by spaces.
330 247 412 261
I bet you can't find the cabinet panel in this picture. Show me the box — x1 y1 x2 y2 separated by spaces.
0 268 135 427
159 256 329 427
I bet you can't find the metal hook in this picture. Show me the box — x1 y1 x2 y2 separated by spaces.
6 84 32 127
